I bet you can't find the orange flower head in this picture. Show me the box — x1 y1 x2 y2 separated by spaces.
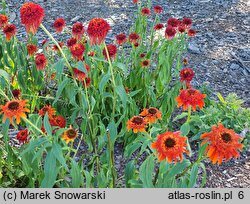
35 53 47 70
129 32 140 43
53 18 66 33
153 5 163 14
165 26 176 39
62 126 78 143
154 23 164 30
141 8 151 16
0 14 8 28
67 37 77 48
102 44 117 60
201 123 243 164
16 129 29 144
3 24 16 42
140 107 162 124
133 0 139 4
188 29 197 37
20 2 45 34
87 18 110 45
27 43 37 56
116 33 127 45
180 68 194 84
152 131 189 163
176 88 206 111
72 22 84 40
88 51 95 57
38 105 56 118
134 42 139 48
0 99 30 125
49 115 66 128
70 43 85 60
140 59 150 68
73 68 87 81
127 116 147 133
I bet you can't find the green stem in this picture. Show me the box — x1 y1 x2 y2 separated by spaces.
0 89 10 101
107 130 116 187
104 42 117 119
22 117 45 136
186 106 192 123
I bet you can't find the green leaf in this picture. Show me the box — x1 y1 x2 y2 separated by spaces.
180 123 190 136
107 121 117 144
52 143 68 171
70 160 82 187
139 155 155 188
0 69 9 82
99 74 110 94
199 163 207 187
173 112 188 121
55 59 65 78
44 113 52 136
188 163 199 187
124 143 141 158
83 170 92 188
115 62 127 73
125 160 136 187
166 159 191 179
115 85 127 109
41 151 59 187
75 61 88 76
53 78 69 105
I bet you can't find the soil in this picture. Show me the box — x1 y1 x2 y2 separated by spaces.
4 0 250 188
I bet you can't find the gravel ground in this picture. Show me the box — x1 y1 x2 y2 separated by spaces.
5 0 250 187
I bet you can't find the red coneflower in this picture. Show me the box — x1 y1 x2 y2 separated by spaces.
182 17 192 28
87 18 110 45
88 51 95 57
103 44 117 60
152 131 189 163
134 42 140 48
70 43 85 60
178 25 186 33
72 22 84 40
165 26 176 39
125 87 130 94
38 104 56 118
141 8 151 16
201 123 243 164
35 53 47 70
133 0 139 4
42 39 48 46
116 33 127 45
62 125 78 143
0 14 8 28
3 24 16 42
20 2 45 34
140 59 150 68
73 65 90 81
67 37 77 48
153 5 163 14
167 18 180 28
140 107 162 124
0 99 30 125
176 88 206 111
127 116 147 133
129 32 140 43
12 89 21 99
82 77 91 88
188 29 197 37
16 129 29 144
27 44 37 56
49 115 66 128
52 42 64 52
180 68 195 84
53 18 66 33
139 53 146 58
154 23 164 30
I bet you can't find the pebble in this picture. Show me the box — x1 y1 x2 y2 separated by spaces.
188 42 201 54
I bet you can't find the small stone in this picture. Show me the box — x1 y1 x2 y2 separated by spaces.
9 12 16 22
230 63 240 70
71 16 82 22
188 43 201 54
